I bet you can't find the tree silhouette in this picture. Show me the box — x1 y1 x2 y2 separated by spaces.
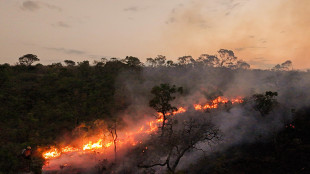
236 60 250 69
272 60 292 71
138 115 220 173
123 56 142 67
154 55 166 67
18 54 40 66
177 56 195 66
149 83 183 135
64 60 76 66
197 54 220 67
218 49 237 68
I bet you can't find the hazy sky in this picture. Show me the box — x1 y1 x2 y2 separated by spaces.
0 0 309 69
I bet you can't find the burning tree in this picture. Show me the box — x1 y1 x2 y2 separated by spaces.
108 118 118 163
149 83 183 136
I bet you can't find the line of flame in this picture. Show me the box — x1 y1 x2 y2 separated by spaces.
42 97 243 160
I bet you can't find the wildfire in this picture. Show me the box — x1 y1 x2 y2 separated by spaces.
83 139 103 150
157 107 187 118
104 142 113 148
43 147 61 159
61 146 79 153
194 104 202 110
194 96 243 111
43 140 114 159
42 96 243 162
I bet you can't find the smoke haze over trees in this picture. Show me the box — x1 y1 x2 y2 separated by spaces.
0 49 310 173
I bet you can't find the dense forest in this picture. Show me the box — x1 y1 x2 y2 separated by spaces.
0 50 309 174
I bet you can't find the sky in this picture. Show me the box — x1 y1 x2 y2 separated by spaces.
0 0 309 69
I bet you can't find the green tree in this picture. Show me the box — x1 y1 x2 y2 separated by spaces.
149 83 183 135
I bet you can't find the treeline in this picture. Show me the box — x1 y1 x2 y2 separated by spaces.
15 49 293 71
16 49 252 69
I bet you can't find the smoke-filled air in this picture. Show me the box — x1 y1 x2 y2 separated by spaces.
1 0 310 174
2 50 310 174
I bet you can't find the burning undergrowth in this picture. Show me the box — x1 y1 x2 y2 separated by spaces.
41 67 310 173
42 96 242 173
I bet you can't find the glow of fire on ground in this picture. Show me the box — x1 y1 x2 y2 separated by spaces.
42 96 243 168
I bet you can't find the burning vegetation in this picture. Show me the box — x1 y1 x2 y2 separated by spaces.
1 50 310 174
42 94 243 172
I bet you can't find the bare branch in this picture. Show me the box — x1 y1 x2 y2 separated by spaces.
138 162 167 168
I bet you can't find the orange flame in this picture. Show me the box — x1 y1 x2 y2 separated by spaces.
43 147 61 159
194 104 202 110
61 146 79 153
42 96 243 161
83 139 103 150
194 96 243 111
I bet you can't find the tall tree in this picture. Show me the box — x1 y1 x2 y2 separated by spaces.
218 49 237 68
18 54 40 66
149 83 183 135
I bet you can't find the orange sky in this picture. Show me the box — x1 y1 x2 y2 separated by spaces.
0 0 309 69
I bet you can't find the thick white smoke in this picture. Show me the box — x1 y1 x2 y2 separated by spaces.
43 66 310 173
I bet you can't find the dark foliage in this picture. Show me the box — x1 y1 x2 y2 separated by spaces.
0 60 140 173
252 91 278 116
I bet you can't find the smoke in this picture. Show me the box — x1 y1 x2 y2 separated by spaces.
115 66 310 172
42 65 310 173
160 0 310 69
